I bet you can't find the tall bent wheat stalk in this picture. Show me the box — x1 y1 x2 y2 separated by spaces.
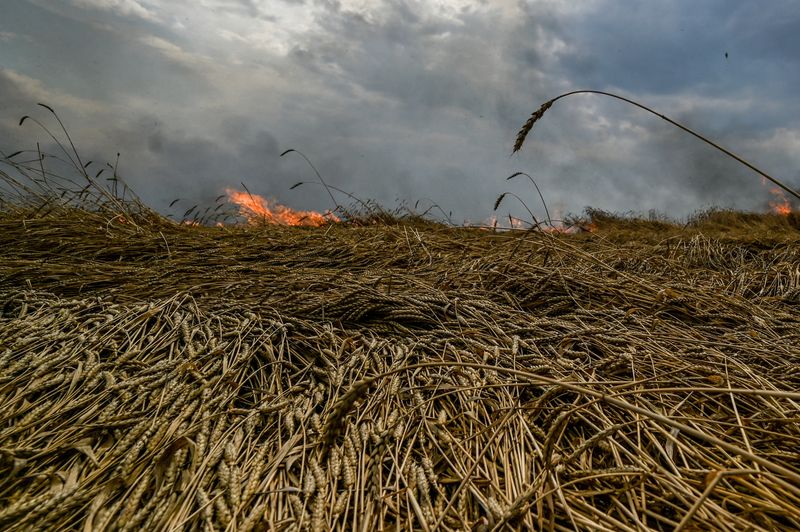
514 90 800 202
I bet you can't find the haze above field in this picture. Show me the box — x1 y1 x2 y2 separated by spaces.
1 0 799 221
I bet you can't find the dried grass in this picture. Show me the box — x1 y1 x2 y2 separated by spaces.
1 204 799 531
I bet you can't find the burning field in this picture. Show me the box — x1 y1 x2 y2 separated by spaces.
2 94 800 531
1 197 799 531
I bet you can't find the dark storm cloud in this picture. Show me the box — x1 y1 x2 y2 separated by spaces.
555 0 800 101
255 1 570 217
556 5 727 94
0 71 35 182
725 1 800 67
301 1 555 116
2 0 798 221
0 95 312 217
2 1 214 105
64 111 309 214
288 0 800 216
507 0 800 215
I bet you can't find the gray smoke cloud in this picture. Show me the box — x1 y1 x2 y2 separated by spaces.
1 0 798 222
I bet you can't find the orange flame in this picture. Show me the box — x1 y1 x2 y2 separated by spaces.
768 187 792 216
226 188 339 226
761 178 793 216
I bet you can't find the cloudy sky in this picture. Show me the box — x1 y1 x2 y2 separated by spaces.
1 0 798 222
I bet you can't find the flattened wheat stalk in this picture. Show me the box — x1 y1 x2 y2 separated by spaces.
513 90 800 201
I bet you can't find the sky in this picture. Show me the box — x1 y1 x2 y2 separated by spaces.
1 0 799 223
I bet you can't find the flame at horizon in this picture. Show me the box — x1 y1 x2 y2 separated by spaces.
767 187 792 216
761 178 793 216
226 188 339 226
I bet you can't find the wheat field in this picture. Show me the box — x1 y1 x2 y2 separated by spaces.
1 201 799 531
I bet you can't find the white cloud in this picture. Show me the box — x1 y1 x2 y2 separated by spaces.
1 68 107 116
330 0 508 25
0 31 35 43
138 35 210 67
70 0 159 22
216 27 294 55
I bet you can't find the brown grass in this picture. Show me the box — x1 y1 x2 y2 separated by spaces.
1 206 799 530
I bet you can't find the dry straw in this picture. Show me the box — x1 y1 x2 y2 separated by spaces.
0 198 799 530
